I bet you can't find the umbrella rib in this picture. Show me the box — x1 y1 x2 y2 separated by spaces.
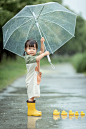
39 18 74 36
2 16 33 28
39 24 53 54
13 16 33 18
40 15 74 26
36 5 45 20
12 16 33 19
4 46 24 58
4 17 34 46
40 10 76 17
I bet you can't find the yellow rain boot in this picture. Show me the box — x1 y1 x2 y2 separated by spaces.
31 100 42 114
27 100 42 116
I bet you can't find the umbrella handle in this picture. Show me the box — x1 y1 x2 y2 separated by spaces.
47 55 51 62
47 55 55 69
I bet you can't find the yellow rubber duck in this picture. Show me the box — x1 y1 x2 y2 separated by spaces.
53 109 60 115
81 111 85 116
61 110 67 115
69 110 74 116
75 111 79 116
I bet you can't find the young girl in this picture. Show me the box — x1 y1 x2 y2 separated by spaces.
23 37 49 116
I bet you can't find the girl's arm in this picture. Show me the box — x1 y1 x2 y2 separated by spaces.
36 51 49 61
40 37 45 54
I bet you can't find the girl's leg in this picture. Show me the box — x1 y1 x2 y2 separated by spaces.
29 97 34 102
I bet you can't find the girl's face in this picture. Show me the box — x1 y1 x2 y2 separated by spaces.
25 44 37 56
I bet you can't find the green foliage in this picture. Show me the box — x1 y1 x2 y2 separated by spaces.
0 7 14 26
71 52 86 73
0 56 26 90
33 0 62 4
0 0 36 26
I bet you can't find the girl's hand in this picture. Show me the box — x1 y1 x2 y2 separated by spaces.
41 37 45 42
45 51 49 56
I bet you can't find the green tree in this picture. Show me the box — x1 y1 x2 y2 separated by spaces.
33 0 62 4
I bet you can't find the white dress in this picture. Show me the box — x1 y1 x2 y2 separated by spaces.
26 62 40 99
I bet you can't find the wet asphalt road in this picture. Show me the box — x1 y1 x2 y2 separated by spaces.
0 63 86 129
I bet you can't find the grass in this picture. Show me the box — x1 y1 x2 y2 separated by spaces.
0 56 26 90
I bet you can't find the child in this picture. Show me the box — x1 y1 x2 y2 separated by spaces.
23 37 49 116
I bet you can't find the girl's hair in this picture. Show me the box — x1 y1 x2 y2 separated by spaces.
23 39 38 56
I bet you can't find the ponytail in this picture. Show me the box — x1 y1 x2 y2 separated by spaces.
23 51 25 56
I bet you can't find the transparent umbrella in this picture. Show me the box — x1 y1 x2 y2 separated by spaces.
2 2 76 68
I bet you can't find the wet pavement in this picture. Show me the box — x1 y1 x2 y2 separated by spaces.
0 63 86 129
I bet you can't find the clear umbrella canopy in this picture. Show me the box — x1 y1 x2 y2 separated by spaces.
2 2 76 57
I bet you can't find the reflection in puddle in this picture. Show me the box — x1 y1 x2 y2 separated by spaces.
81 116 85 120
69 115 74 120
53 114 85 121
27 116 41 129
75 116 79 119
53 115 60 120
61 115 67 119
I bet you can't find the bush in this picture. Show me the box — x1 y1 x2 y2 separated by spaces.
71 52 86 73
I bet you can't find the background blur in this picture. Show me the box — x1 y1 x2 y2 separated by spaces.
0 0 86 90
